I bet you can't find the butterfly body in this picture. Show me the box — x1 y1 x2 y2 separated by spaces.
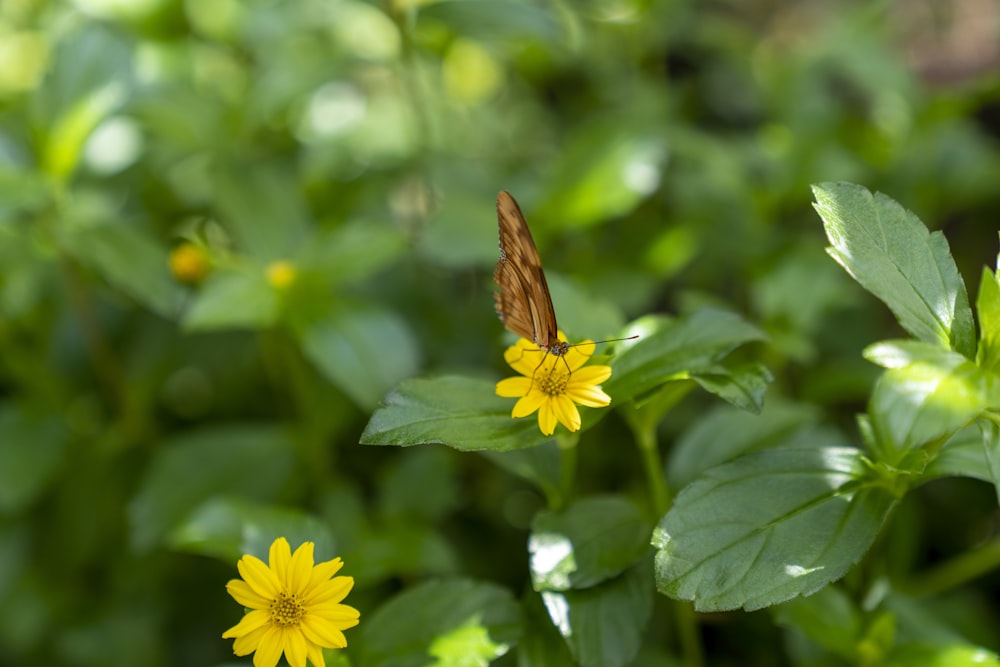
493 191 570 357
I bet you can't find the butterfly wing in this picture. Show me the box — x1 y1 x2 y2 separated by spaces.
493 191 560 351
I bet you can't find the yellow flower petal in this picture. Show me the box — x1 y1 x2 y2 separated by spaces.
226 579 270 610
552 394 582 432
304 576 354 606
284 627 308 667
512 391 544 418
222 609 270 639
269 537 292 587
252 626 284 667
232 624 268 655
567 384 611 408
537 400 557 435
571 364 612 385
302 616 350 648
239 554 281 600
496 376 531 398
306 643 327 667
565 341 595 371
310 602 361 623
288 541 315 595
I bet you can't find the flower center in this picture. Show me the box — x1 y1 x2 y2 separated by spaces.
270 592 305 627
538 367 569 396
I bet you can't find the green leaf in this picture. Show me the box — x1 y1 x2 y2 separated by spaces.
867 353 993 465
537 125 666 229
378 447 460 522
300 219 407 285
884 644 1000 667
978 419 1000 505
529 496 651 591
691 362 773 414
976 265 1000 373
668 400 833 489
360 376 552 451
479 444 562 500
31 25 132 179
517 591 575 667
773 585 860 660
427 616 511 667
812 182 975 357
0 404 68 514
128 425 297 552
299 306 420 410
653 447 898 611
922 425 990 484
182 269 278 331
605 308 767 403
212 163 311 261
540 561 653 667
168 497 336 564
63 222 183 317
359 578 522 667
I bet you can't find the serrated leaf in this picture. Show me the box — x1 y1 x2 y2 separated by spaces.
668 400 826 489
168 497 336 564
691 362 773 413
64 222 183 317
299 306 420 410
653 447 897 611
868 355 993 465
605 308 767 403
127 425 296 552
360 376 552 451
812 182 974 357
529 496 651 591
976 266 1000 373
182 269 278 331
358 578 522 667
540 561 653 667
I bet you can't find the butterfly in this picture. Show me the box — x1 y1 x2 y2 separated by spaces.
493 190 570 358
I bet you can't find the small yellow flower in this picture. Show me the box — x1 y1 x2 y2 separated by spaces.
169 242 210 284
222 537 360 667
267 261 297 290
495 334 612 436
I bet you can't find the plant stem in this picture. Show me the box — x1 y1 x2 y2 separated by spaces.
555 432 579 511
902 536 1000 598
636 422 670 515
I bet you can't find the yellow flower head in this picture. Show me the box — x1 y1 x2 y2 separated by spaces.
495 334 612 436
222 537 360 667
266 260 297 290
169 242 211 284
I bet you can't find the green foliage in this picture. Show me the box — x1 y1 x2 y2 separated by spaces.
3 2 1000 667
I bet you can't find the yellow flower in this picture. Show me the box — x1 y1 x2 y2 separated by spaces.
495 335 612 436
169 242 210 284
266 260 297 290
222 537 360 667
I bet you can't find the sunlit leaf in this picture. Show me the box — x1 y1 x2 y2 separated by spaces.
359 578 522 667
529 496 650 591
813 182 974 358
361 376 551 451
653 447 898 611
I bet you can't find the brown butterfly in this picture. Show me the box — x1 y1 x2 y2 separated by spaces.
493 191 570 358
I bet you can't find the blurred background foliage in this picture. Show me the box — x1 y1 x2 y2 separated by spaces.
2 0 1000 665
